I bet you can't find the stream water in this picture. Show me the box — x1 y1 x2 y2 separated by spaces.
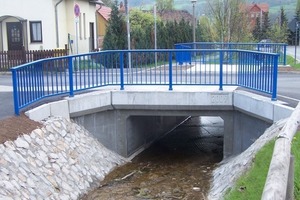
81 116 224 200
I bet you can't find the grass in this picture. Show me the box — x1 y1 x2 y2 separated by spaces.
224 131 300 200
291 132 300 199
286 55 300 70
76 60 102 70
224 139 275 200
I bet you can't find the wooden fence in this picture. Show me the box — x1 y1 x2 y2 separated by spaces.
0 45 68 71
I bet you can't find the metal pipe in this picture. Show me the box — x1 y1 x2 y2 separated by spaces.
55 0 63 48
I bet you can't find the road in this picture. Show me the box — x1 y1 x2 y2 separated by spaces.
1 70 300 120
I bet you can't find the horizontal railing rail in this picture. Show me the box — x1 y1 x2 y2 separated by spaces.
11 49 279 115
175 42 287 65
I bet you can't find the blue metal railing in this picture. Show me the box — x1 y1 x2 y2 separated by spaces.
11 49 279 115
175 42 287 65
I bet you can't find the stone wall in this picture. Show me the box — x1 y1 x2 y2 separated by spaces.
0 117 126 199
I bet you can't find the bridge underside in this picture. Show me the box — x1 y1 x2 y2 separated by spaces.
25 86 293 158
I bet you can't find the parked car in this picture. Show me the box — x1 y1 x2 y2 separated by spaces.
259 39 273 47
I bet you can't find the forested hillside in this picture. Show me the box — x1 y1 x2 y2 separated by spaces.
125 0 297 21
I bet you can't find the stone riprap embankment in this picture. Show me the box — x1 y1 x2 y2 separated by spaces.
208 119 287 200
0 117 127 200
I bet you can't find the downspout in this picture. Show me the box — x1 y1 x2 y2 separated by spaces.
95 5 102 49
55 0 64 48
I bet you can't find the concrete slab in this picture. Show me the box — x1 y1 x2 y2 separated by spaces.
25 104 50 122
66 91 112 117
50 100 70 120
233 90 274 121
273 104 294 122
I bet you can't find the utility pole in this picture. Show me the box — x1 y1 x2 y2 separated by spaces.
154 4 157 67
191 0 197 46
124 0 132 82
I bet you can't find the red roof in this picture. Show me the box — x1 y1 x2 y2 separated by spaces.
97 5 111 21
246 3 269 13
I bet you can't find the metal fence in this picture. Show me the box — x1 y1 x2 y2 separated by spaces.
11 49 279 115
175 42 286 65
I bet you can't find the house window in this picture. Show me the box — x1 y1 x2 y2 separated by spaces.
30 21 42 43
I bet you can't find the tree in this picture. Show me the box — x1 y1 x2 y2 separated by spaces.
206 0 252 42
297 0 300 19
101 0 114 7
199 15 215 42
279 7 288 28
252 17 262 41
156 0 174 12
268 7 289 43
130 9 155 49
269 22 289 43
261 12 271 40
102 1 126 50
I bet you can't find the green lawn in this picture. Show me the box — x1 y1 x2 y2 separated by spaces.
224 132 300 200
292 132 300 199
286 55 300 70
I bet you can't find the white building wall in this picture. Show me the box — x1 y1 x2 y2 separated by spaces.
65 0 97 54
0 0 56 50
0 0 97 53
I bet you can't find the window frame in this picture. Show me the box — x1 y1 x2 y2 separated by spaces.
29 21 43 43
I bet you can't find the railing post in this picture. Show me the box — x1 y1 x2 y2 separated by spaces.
11 69 20 116
120 52 124 90
169 52 173 91
68 57 74 97
283 44 287 66
272 55 279 101
219 50 223 91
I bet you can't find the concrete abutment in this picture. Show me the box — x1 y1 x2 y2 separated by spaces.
25 87 294 158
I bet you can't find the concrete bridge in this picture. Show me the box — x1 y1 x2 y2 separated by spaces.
25 85 293 158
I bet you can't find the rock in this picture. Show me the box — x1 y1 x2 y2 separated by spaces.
0 117 126 199
0 167 9 175
23 134 32 143
15 137 29 149
60 194 70 200
36 150 48 164
61 181 73 192
27 177 36 188
46 176 59 189
59 130 67 138
4 141 16 150
33 129 44 138
0 144 5 154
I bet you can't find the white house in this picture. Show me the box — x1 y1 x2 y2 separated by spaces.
0 0 103 54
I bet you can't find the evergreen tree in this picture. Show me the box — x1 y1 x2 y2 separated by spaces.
101 0 113 7
280 7 288 28
261 12 271 39
297 0 300 20
102 1 126 50
252 17 262 41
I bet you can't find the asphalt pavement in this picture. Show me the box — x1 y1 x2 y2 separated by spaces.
0 74 14 119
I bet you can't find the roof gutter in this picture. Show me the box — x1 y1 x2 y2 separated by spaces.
55 0 64 48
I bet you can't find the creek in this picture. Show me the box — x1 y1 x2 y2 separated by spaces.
81 116 224 200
